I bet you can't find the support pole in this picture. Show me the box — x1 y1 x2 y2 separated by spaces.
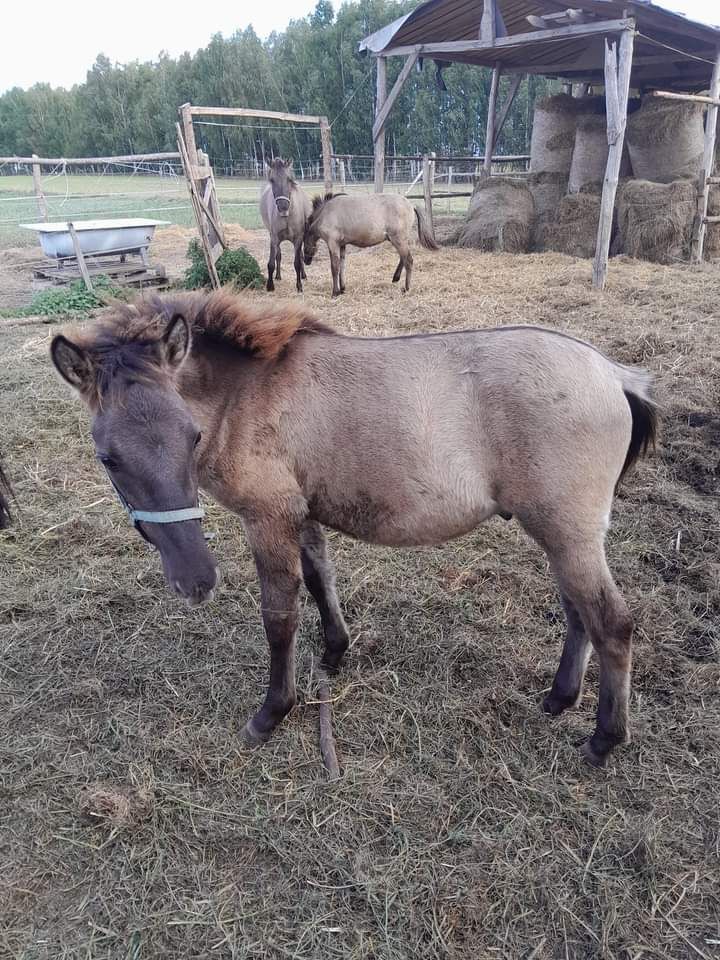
691 47 720 262
592 25 635 290
483 64 502 177
67 223 93 292
31 154 48 221
374 57 387 193
493 74 524 153
319 117 333 193
338 158 346 190
423 152 435 232
179 103 199 167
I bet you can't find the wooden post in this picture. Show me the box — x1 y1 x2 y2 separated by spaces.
493 74 524 152
176 123 220 289
179 103 199 166
374 57 387 193
320 117 333 193
423 152 435 231
447 165 453 212
483 64 502 177
480 0 496 43
338 158 346 190
31 155 48 221
691 47 720 262
592 25 635 290
67 223 93 292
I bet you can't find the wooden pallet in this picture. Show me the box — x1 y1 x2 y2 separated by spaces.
33 255 168 289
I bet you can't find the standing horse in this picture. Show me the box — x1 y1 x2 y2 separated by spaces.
260 158 312 293
304 193 438 296
50 291 656 768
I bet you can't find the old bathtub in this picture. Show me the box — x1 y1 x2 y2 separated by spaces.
20 218 170 259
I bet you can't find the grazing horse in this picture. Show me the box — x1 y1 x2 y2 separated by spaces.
0 458 13 529
50 292 656 768
304 192 439 296
259 158 312 293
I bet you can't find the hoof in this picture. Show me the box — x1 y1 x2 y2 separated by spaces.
542 692 576 716
580 740 608 768
239 719 272 748
266 283 274 293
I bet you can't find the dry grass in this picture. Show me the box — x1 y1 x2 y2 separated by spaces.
1 236 719 959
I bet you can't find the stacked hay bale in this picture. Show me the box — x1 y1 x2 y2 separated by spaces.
615 180 696 263
537 192 603 258
626 97 705 182
453 177 534 252
528 94 583 241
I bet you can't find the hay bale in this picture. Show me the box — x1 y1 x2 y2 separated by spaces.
705 186 720 260
454 177 534 253
626 97 704 182
536 193 602 258
527 171 568 221
530 95 589 175
568 115 611 193
615 179 696 263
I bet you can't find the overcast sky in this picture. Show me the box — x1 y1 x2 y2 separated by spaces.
1 0 718 93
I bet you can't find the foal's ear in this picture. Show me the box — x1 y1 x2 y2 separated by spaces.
51 335 94 391
162 314 191 368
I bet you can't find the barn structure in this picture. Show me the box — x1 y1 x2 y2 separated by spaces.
360 0 720 287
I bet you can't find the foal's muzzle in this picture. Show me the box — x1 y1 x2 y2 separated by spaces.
275 196 290 216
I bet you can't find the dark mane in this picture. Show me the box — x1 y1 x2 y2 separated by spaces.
268 157 296 184
61 291 334 405
308 192 344 227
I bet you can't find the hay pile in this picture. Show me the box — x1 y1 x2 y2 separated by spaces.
615 179 696 263
626 97 704 182
529 94 589 175
536 192 601 258
454 177 534 252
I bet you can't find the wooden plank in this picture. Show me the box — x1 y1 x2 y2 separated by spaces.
176 123 220 289
650 90 720 106
0 152 180 165
180 103 199 168
480 0 496 44
186 106 324 124
707 176 720 185
592 28 635 290
66 223 93 292
378 18 634 58
319 117 333 193
372 52 420 141
692 47 720 261
31 154 48 221
493 74 524 152
374 57 388 193
483 65 502 176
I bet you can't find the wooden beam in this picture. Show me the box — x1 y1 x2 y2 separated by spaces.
372 51 419 141
691 47 720 262
186 106 325 124
179 103 199 167
480 0 496 44
493 74 524 151
650 90 720 106
483 64 502 176
592 27 635 290
319 117 333 193
378 18 634 58
67 223 93 292
0 152 180 165
31 155 48 221
374 57 387 193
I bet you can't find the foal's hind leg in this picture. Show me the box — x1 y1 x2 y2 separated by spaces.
301 521 349 670
542 595 592 716
338 244 347 294
389 236 412 291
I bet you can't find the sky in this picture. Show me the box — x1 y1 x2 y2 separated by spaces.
1 0 718 94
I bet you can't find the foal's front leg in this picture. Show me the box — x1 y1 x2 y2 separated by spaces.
294 241 304 292
328 241 342 297
240 520 302 746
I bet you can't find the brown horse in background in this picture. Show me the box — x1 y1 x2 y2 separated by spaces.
50 291 656 769
259 158 312 293
304 193 438 296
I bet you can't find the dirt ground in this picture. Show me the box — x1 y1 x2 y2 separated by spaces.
0 234 719 959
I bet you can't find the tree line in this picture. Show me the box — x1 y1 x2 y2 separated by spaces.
0 0 552 170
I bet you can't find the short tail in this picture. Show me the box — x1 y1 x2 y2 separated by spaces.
0 458 13 529
414 207 439 250
615 365 658 482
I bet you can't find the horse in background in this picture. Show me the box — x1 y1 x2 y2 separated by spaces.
260 158 313 293
303 192 438 297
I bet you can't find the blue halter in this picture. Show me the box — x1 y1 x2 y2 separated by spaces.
104 468 204 544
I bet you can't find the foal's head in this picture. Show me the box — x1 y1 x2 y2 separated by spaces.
303 193 337 264
50 303 218 606
267 157 295 218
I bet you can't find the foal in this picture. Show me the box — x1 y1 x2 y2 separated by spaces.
51 292 656 768
259 158 312 293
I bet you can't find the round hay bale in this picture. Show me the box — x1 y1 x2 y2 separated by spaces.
705 223 720 261
615 179 696 263
536 192 602 258
568 115 611 193
454 177 534 253
626 97 704 182
527 172 567 249
529 94 590 175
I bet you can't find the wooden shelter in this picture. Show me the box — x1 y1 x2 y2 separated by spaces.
360 0 720 287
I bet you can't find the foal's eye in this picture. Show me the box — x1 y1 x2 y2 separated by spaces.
99 455 118 471
194 432 202 448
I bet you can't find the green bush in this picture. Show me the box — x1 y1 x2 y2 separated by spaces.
3 276 124 319
183 239 263 290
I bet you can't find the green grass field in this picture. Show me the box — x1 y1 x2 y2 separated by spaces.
0 172 472 248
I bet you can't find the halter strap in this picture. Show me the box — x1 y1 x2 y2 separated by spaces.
104 468 204 543
275 195 291 204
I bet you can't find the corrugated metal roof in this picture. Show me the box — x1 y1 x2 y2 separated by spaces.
359 0 720 88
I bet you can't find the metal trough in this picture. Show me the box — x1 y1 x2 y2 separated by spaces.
20 218 170 260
